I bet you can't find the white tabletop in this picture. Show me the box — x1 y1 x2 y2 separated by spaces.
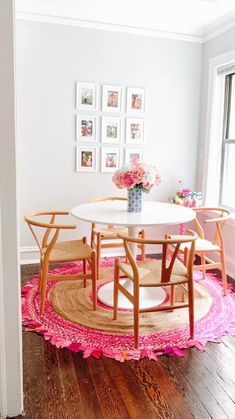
71 201 195 226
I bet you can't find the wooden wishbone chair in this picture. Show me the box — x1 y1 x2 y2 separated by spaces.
113 230 198 349
90 196 145 278
24 211 97 314
179 207 230 295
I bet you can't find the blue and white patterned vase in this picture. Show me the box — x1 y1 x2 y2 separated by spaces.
127 188 142 212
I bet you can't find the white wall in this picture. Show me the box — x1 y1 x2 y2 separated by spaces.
16 21 202 260
0 0 23 416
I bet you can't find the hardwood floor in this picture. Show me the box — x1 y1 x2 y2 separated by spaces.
20 263 235 419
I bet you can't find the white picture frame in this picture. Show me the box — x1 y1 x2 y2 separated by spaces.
126 87 146 114
101 147 120 173
76 115 97 142
102 84 123 113
76 82 98 110
126 118 144 144
101 116 122 143
125 148 144 164
76 146 98 172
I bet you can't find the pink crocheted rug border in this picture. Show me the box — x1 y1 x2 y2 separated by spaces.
22 257 235 362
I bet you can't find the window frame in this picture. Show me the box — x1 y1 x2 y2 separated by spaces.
202 49 235 214
219 73 235 211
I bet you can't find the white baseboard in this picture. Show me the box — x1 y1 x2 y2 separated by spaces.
226 255 235 280
227 270 235 280
20 246 39 265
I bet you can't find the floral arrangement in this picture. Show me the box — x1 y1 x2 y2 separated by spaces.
112 163 161 192
171 187 202 207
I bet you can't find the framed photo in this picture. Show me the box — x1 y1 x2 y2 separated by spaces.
126 118 144 144
101 117 122 143
125 149 144 164
76 116 97 141
126 87 146 114
102 85 123 113
76 146 97 172
76 82 98 110
101 147 120 173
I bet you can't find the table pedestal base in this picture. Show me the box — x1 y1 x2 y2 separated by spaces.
98 279 166 310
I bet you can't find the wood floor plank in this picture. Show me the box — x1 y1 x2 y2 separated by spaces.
56 348 89 418
71 352 105 419
42 341 68 419
172 351 231 419
182 348 235 418
194 343 235 402
135 359 195 419
102 357 163 419
87 357 131 419
160 356 211 419
205 339 235 384
23 332 47 419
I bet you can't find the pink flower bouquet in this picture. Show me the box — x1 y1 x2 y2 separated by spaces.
112 163 161 192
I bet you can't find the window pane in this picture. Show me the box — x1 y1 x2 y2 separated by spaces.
228 74 235 138
221 143 235 208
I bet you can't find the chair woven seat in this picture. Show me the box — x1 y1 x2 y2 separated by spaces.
46 239 93 263
119 259 188 285
180 238 220 252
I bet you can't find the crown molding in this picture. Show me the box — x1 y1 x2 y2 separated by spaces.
15 10 235 45
203 11 235 43
16 11 204 43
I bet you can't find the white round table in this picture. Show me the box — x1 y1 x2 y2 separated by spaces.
71 201 195 309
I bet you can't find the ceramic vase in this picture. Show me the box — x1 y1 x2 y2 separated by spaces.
127 188 142 212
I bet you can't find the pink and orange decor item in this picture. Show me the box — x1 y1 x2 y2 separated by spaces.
171 184 202 234
112 163 161 212
22 258 235 362
171 184 202 208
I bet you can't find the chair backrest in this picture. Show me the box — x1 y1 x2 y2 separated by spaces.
192 207 230 246
24 211 76 257
117 230 198 285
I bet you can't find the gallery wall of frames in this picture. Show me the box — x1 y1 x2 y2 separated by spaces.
75 82 146 173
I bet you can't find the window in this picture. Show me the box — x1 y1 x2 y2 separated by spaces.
219 73 235 210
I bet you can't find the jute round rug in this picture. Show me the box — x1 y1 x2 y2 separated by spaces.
22 258 235 361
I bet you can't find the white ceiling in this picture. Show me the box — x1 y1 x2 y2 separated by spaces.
16 0 235 42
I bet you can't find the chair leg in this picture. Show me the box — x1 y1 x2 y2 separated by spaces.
170 285 175 306
91 252 97 311
83 259 87 288
40 260 49 315
188 278 195 340
113 259 119 320
91 224 95 248
220 250 227 296
96 233 101 280
184 248 189 268
134 305 139 349
181 285 187 303
38 258 43 293
134 283 139 349
140 229 145 261
201 252 206 279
